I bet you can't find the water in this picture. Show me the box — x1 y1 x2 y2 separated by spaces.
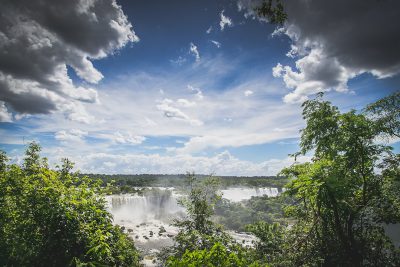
105 188 185 252
106 189 184 224
221 187 280 202
106 186 281 265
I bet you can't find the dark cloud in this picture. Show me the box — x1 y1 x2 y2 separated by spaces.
239 0 400 103
0 0 138 120
284 0 400 76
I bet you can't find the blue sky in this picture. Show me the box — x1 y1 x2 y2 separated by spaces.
0 0 399 175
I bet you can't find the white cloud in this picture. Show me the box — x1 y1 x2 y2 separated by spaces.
271 27 285 37
0 101 12 122
55 129 88 142
219 10 233 31
189 42 200 62
53 150 311 176
244 90 253 96
273 48 355 103
206 26 213 34
156 98 203 126
188 84 204 100
177 98 196 107
170 56 187 65
112 132 146 145
211 40 221 48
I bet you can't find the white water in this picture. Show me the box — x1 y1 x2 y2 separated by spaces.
221 187 280 202
105 188 185 252
106 190 184 224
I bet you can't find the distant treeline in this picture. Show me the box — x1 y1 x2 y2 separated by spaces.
82 173 288 189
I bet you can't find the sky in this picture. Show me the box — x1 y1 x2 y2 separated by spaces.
0 0 399 176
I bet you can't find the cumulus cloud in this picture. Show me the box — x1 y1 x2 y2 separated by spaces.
239 0 400 103
206 26 213 34
211 40 221 48
0 0 138 120
219 10 233 31
189 42 200 62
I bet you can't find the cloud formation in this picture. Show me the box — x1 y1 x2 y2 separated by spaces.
55 129 88 142
60 150 311 176
219 10 233 31
0 0 138 120
279 0 400 103
156 98 202 126
0 101 12 122
244 90 253 97
211 40 221 48
189 42 200 62
239 0 400 103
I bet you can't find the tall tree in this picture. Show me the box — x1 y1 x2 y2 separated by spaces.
279 93 400 266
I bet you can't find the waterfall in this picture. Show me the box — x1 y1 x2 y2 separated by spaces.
221 187 281 202
105 188 184 224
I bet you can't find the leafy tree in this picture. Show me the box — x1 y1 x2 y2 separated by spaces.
166 242 264 267
0 143 140 267
163 174 261 266
278 93 400 266
256 0 287 25
246 222 285 264
365 91 400 138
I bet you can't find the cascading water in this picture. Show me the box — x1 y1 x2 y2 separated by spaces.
221 187 281 202
105 188 185 224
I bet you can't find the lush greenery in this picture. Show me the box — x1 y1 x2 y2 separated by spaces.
0 144 140 267
214 195 291 232
249 92 400 266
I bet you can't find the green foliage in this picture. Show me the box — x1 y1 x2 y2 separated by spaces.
214 195 291 232
0 143 139 267
278 94 400 266
365 91 400 138
246 222 285 264
177 174 222 234
162 174 259 266
256 0 287 25
166 242 265 267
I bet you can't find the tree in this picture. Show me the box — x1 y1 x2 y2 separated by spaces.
166 242 263 267
0 143 140 267
279 93 400 266
365 91 400 138
163 174 261 266
256 0 287 25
